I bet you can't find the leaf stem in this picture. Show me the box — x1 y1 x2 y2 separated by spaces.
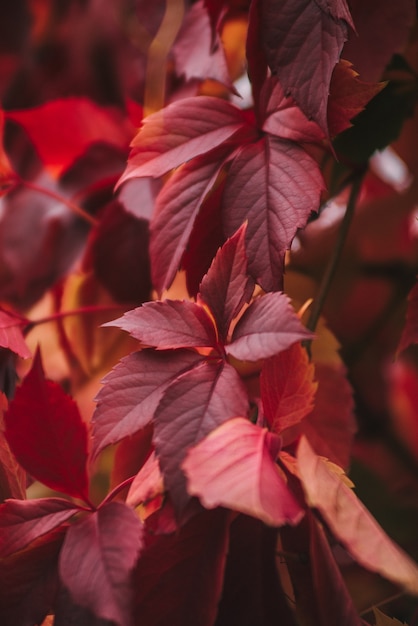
19 179 98 226
306 170 366 336
25 304 127 332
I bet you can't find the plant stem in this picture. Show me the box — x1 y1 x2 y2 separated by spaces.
143 0 185 116
20 179 98 226
25 304 126 332
306 170 365 336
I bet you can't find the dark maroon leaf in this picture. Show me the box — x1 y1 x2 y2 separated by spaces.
227 292 312 361
154 359 249 513
183 175 226 298
59 502 143 626
199 225 254 342
172 0 232 88
215 515 297 626
259 0 353 135
83 200 151 305
133 508 230 626
55 585 114 626
119 97 245 182
150 150 226 294
0 527 64 626
0 411 26 500
308 512 364 626
0 497 80 558
398 279 418 353
5 350 90 501
105 300 218 350
183 417 303 526
222 136 324 291
92 350 204 457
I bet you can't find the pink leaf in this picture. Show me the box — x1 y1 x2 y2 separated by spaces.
5 351 90 501
260 343 317 434
183 417 303 526
259 0 353 135
227 292 312 361
398 280 418 354
0 497 80 558
59 502 143 626
199 225 254 342
150 151 225 294
92 350 203 457
127 452 163 508
105 300 218 350
119 96 245 182
223 137 324 291
6 98 131 178
172 0 232 88
0 308 31 358
297 436 418 595
154 360 249 513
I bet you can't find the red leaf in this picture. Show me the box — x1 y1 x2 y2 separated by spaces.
154 360 249 512
150 150 225 294
398 279 418 353
297 436 418 595
0 497 79 558
302 363 356 469
0 307 31 358
118 96 245 182
4 350 90 501
105 300 218 350
59 502 143 626
260 343 317 434
227 292 312 361
92 350 203 457
223 136 324 291
172 0 232 88
183 417 303 526
0 527 65 626
133 508 230 626
199 225 254 342
388 361 418 461
328 60 385 136
259 0 353 135
6 98 131 178
343 0 416 82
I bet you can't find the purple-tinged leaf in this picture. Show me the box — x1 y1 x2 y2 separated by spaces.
154 360 249 513
0 497 80 558
0 527 65 626
0 308 31 358
92 350 204 457
118 97 245 183
59 502 143 626
5 351 90 501
172 0 232 88
227 292 312 361
150 150 226 294
259 0 353 135
297 436 418 595
105 300 218 350
183 417 303 526
223 136 324 291
133 508 230 626
199 225 254 342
